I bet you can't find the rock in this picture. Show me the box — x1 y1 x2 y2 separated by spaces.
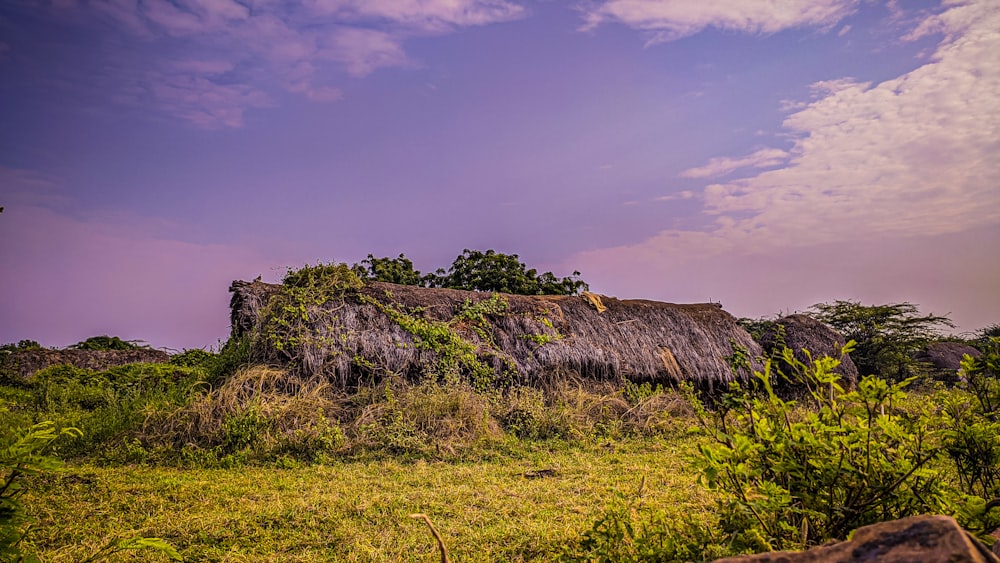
713 515 1000 563
758 314 859 386
914 341 982 383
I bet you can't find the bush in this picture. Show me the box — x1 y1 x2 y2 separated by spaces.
68 336 142 351
941 339 1000 539
689 346 951 552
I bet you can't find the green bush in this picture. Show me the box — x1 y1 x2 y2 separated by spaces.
941 339 1000 539
690 346 950 552
68 336 142 351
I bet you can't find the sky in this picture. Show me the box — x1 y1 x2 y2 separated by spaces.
1 0 998 351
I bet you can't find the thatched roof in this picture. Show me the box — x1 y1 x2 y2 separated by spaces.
229 280 763 390
914 341 981 383
758 314 859 384
0 348 170 381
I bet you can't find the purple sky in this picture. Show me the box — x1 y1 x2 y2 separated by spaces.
1 0 998 351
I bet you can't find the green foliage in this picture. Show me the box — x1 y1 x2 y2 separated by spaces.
18 363 207 460
1 422 180 562
169 348 217 369
69 335 142 351
262 263 364 366
362 296 503 389
942 339 1000 537
973 324 1000 351
0 342 42 353
352 254 424 286
689 345 950 552
736 318 777 343
810 301 954 380
2 422 81 562
560 485 726 563
428 249 588 296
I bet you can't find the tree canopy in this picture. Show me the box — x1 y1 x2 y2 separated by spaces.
809 300 954 380
350 250 589 296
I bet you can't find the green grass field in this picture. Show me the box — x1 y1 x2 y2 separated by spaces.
22 437 712 562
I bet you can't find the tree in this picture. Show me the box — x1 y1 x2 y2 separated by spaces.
809 301 954 380
352 254 424 286
432 249 588 295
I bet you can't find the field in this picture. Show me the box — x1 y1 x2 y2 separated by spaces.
22 437 710 562
3 333 999 562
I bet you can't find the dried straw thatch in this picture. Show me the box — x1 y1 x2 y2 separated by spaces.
229 280 763 390
0 348 169 381
913 341 981 383
758 314 859 384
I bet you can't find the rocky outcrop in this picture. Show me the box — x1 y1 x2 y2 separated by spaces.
714 515 999 563
758 314 859 385
0 348 170 380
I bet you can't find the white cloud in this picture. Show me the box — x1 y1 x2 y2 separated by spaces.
581 0 860 42
680 148 789 179
27 0 525 126
568 0 1000 325
307 0 526 31
320 27 410 76
654 190 694 202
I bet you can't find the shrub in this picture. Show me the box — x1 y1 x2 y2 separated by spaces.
68 336 142 351
689 345 953 552
941 339 1000 539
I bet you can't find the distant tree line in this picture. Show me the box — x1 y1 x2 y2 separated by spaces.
351 249 589 296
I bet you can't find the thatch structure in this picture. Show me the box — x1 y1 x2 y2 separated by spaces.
914 341 981 383
229 280 763 390
0 348 169 381
757 314 860 384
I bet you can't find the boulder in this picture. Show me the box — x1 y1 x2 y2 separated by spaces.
714 515 999 563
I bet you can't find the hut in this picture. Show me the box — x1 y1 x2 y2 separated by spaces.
0 348 169 381
757 314 860 384
229 279 763 390
913 341 981 383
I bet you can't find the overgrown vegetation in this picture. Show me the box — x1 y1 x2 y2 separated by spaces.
3 284 999 561
68 336 145 351
351 249 589 295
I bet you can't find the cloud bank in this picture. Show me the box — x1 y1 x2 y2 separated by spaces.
570 0 1000 329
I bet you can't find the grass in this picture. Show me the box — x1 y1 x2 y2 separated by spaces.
21 436 713 562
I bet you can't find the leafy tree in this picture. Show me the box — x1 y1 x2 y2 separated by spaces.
0 341 42 352
69 336 142 351
809 301 954 380
351 254 424 286
431 249 588 295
